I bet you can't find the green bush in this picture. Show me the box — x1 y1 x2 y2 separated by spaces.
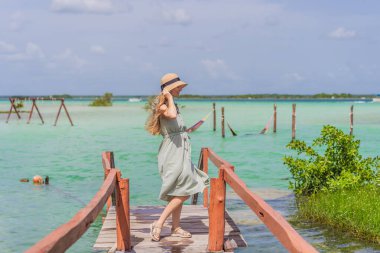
15 101 24 109
89 93 113 106
283 125 379 195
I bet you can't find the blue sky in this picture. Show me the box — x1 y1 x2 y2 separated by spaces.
0 0 379 95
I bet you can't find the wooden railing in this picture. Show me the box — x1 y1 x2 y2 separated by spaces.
195 147 318 253
25 151 131 253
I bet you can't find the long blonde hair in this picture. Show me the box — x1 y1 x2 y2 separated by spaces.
145 94 166 135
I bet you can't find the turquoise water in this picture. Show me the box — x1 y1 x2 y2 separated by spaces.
1 99 379 252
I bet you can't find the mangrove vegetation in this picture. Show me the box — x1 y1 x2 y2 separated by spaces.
284 125 380 243
89 93 113 107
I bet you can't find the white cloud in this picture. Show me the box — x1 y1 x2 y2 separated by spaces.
9 12 26 31
329 27 357 39
1 42 45 61
0 41 17 53
90 45 105 54
201 59 238 80
55 48 86 68
51 0 122 14
26 43 45 59
162 9 191 26
284 72 305 82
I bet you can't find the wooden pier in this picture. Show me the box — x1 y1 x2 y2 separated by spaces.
94 205 246 252
26 149 318 253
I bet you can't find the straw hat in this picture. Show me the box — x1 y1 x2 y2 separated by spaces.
160 73 188 92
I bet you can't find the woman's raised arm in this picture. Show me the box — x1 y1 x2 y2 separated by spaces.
160 91 177 119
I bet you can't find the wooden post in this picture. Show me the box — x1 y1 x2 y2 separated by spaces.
104 167 112 212
62 100 74 126
6 98 21 123
350 105 354 135
273 104 277 133
192 150 203 205
110 152 117 206
221 107 225 138
213 103 216 131
192 148 209 206
27 99 44 124
34 100 44 124
208 168 226 252
104 151 115 210
291 104 296 140
54 99 74 126
203 148 209 208
54 102 63 126
12 98 22 119
27 100 35 124
116 171 131 251
192 147 209 205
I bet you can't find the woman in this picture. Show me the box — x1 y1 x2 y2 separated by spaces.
146 73 210 242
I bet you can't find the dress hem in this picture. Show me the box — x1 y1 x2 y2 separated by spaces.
159 185 208 201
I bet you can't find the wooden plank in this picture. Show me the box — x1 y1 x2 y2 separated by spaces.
224 210 248 247
94 205 247 252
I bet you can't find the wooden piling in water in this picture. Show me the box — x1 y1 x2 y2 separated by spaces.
6 98 21 123
292 104 296 140
6 97 74 125
221 107 225 138
350 105 354 135
27 99 44 124
213 102 216 131
273 104 277 133
54 99 74 126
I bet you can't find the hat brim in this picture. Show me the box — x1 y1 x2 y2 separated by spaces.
162 81 187 92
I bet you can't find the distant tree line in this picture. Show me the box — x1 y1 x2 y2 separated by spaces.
4 93 375 101
178 93 371 99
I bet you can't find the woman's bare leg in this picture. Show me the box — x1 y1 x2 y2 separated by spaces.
171 202 183 230
155 196 189 228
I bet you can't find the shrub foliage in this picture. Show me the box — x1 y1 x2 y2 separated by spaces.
284 125 379 195
89 93 113 106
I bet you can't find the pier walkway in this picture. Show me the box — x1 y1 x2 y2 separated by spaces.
26 148 318 253
94 205 246 252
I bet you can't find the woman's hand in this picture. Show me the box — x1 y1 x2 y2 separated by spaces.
160 90 177 119
162 90 173 100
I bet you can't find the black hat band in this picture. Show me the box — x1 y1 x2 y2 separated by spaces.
161 77 180 91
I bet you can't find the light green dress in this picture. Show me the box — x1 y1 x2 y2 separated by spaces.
158 110 210 201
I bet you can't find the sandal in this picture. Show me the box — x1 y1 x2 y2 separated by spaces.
150 222 162 242
171 227 192 238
